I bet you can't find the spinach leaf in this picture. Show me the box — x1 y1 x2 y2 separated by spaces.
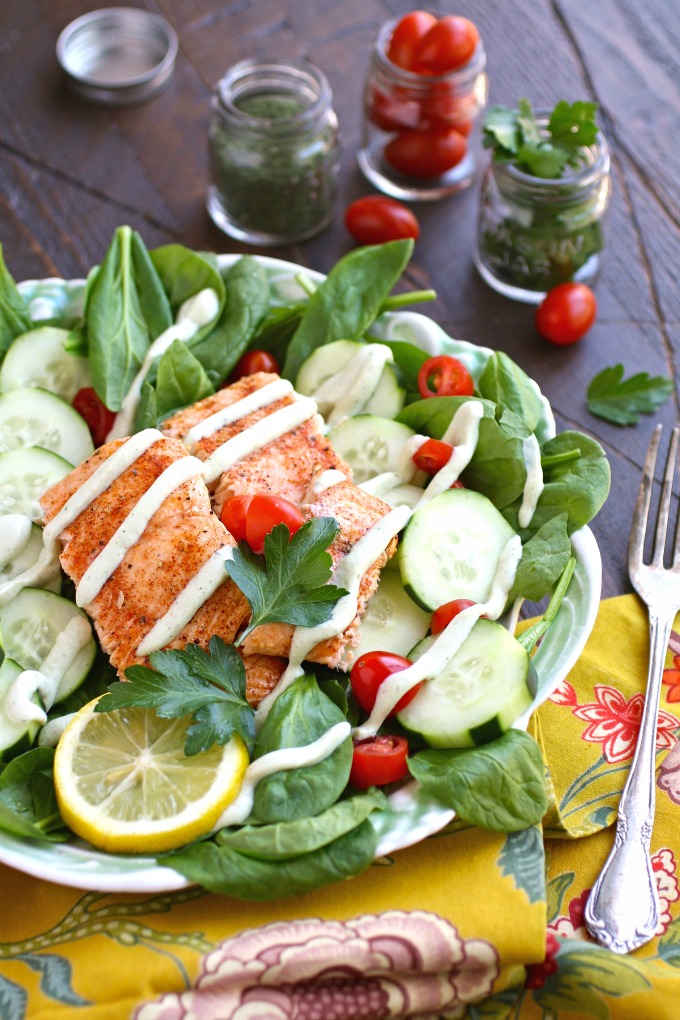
154 340 214 421
217 789 385 859
188 256 270 386
510 512 572 601
504 430 610 535
408 730 547 832
150 244 226 341
0 748 69 842
282 239 414 382
167 818 378 899
461 409 531 510
251 302 307 366
0 244 32 362
396 395 495 437
477 351 544 431
250 675 352 824
368 338 428 396
86 226 173 410
135 379 158 431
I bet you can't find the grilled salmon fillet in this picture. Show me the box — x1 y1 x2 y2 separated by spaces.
241 480 398 669
162 371 349 519
39 434 281 704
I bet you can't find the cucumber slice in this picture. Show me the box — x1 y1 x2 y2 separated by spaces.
353 568 430 660
0 326 91 400
0 447 73 521
328 415 415 485
296 339 405 420
397 619 532 747
0 388 93 464
398 488 516 610
0 587 95 702
0 658 41 756
0 517 61 598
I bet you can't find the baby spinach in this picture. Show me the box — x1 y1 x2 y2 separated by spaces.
476 351 544 432
460 408 531 511
510 512 572 602
150 243 225 341
0 748 68 842
154 340 214 422
408 730 547 832
167 818 378 900
249 675 352 824
282 239 414 382
86 226 172 410
0 244 32 362
216 788 385 860
396 394 495 437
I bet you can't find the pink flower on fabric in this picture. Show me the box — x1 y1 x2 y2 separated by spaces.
652 848 679 934
548 679 578 707
572 685 678 763
658 739 680 805
133 911 499 1020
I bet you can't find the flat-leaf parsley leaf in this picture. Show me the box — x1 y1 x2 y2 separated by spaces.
483 99 599 179
226 517 349 645
587 364 674 425
96 636 255 756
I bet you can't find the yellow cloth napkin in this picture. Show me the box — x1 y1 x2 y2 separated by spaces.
0 594 679 1020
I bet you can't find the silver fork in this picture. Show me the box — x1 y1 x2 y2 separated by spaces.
585 424 680 954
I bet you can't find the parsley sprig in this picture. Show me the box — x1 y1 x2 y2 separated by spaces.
96 637 255 756
483 99 599 179
587 364 674 425
226 517 349 646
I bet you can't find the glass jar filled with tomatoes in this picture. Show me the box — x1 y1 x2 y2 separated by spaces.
358 12 487 200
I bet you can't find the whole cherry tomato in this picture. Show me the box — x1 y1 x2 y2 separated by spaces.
368 84 420 132
384 126 467 178
220 495 253 542
244 494 305 555
413 16 479 74
387 10 437 70
229 349 280 381
71 387 116 448
349 735 410 789
430 598 478 634
412 437 453 474
417 355 474 398
535 283 597 345
350 650 421 716
345 196 420 245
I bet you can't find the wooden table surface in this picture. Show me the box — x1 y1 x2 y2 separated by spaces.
2 0 679 600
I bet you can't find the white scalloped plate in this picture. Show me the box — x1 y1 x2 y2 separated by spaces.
0 255 601 892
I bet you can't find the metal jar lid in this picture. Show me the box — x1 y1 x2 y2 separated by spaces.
56 7 178 107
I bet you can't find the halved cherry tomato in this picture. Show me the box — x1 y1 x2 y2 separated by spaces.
229 349 280 381
412 437 453 474
345 196 420 245
220 495 253 542
534 283 597 345
349 735 410 788
431 598 478 634
413 16 479 74
417 355 474 398
387 11 437 71
245 494 304 555
350 650 421 716
71 387 116 448
384 125 467 178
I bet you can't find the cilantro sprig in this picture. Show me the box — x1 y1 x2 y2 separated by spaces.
483 99 599 179
586 364 674 425
96 637 255 756
226 517 349 645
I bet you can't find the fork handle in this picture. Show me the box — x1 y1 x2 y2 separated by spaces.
584 608 670 954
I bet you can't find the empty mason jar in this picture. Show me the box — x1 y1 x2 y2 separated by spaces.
358 17 487 201
475 118 612 302
207 58 340 245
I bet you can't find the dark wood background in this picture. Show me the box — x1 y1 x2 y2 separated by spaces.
2 0 679 599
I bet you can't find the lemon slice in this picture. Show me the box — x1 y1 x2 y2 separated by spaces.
54 697 249 854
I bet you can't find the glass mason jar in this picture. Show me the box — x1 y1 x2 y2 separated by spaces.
357 18 488 201
207 58 340 245
475 120 612 302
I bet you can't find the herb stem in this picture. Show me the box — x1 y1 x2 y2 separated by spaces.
381 289 436 311
541 448 581 469
517 556 576 653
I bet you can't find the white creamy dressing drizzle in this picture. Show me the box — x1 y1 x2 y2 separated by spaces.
518 434 544 528
414 400 484 508
106 289 221 442
309 345 393 426
352 534 523 740
183 378 294 453
0 515 61 607
4 616 93 726
216 721 351 828
305 469 348 497
75 456 206 608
